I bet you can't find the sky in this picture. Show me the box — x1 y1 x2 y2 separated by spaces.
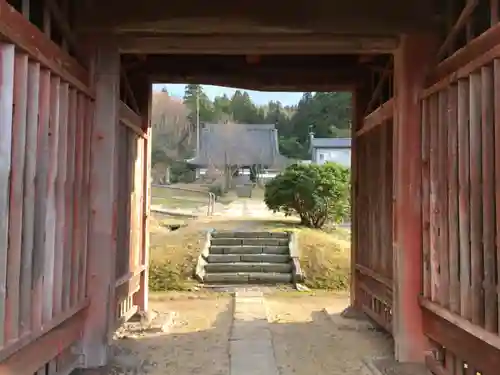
154 84 304 106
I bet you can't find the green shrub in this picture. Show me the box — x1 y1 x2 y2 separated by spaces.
264 162 350 228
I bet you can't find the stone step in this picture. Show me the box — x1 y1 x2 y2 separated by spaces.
206 254 290 264
210 245 289 255
205 262 292 273
204 272 293 284
212 231 289 239
211 237 289 247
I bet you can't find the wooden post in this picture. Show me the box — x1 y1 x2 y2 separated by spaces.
82 41 120 369
393 34 436 362
131 74 152 313
350 86 370 309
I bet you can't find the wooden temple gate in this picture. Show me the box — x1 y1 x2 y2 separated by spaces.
352 2 500 374
0 0 150 373
1 0 500 374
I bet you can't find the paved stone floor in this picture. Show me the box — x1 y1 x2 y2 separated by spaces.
109 291 392 375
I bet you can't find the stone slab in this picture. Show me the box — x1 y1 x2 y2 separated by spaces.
230 292 278 375
240 254 290 263
222 246 264 254
207 254 242 263
242 238 288 246
205 262 292 273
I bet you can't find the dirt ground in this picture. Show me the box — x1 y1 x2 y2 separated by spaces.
109 292 392 375
266 295 393 375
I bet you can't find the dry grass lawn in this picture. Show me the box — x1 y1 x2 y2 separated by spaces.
148 213 351 291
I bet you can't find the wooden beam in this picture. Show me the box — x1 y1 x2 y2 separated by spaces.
82 41 120 369
0 1 92 96
0 299 89 363
436 0 479 61
119 102 147 139
151 73 360 92
117 34 399 55
356 98 394 137
393 33 437 363
121 70 140 114
427 21 500 90
142 55 368 91
421 298 500 374
0 304 86 375
350 86 369 310
366 60 393 114
45 0 79 55
78 0 435 35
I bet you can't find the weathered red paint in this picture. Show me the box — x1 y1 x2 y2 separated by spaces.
393 33 436 362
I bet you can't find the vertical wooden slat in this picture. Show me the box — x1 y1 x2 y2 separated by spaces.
495 59 500 334
380 124 388 279
386 122 394 280
0 43 15 347
129 132 138 274
458 78 472 321
469 71 485 327
375 129 382 275
136 135 144 270
137 82 153 312
71 94 84 306
368 135 375 272
78 99 93 302
5 52 29 342
429 93 440 302
53 82 69 316
422 98 431 299
447 84 460 315
42 75 60 324
32 68 51 330
63 89 77 311
438 90 450 308
481 65 498 333
20 61 40 335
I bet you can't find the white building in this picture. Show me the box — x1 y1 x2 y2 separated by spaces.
309 134 351 167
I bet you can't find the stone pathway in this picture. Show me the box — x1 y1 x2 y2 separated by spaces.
230 290 278 375
213 199 286 218
109 291 392 375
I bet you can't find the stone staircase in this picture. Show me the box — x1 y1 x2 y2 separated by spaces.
196 231 300 284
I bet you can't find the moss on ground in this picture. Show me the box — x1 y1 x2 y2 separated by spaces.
148 214 351 291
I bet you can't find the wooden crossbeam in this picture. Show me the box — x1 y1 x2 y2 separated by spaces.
436 0 479 61
121 70 140 114
366 60 393 114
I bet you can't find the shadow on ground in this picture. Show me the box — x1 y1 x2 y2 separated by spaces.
107 296 393 375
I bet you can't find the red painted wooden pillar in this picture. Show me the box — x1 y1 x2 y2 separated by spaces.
82 41 120 369
393 34 436 362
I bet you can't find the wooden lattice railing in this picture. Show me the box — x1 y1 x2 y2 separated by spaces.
0 1 93 373
420 2 500 374
353 98 394 333
114 102 148 329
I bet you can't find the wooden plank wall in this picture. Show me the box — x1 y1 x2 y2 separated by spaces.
354 99 394 333
0 42 93 372
0 1 94 374
420 8 500 374
113 103 147 328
